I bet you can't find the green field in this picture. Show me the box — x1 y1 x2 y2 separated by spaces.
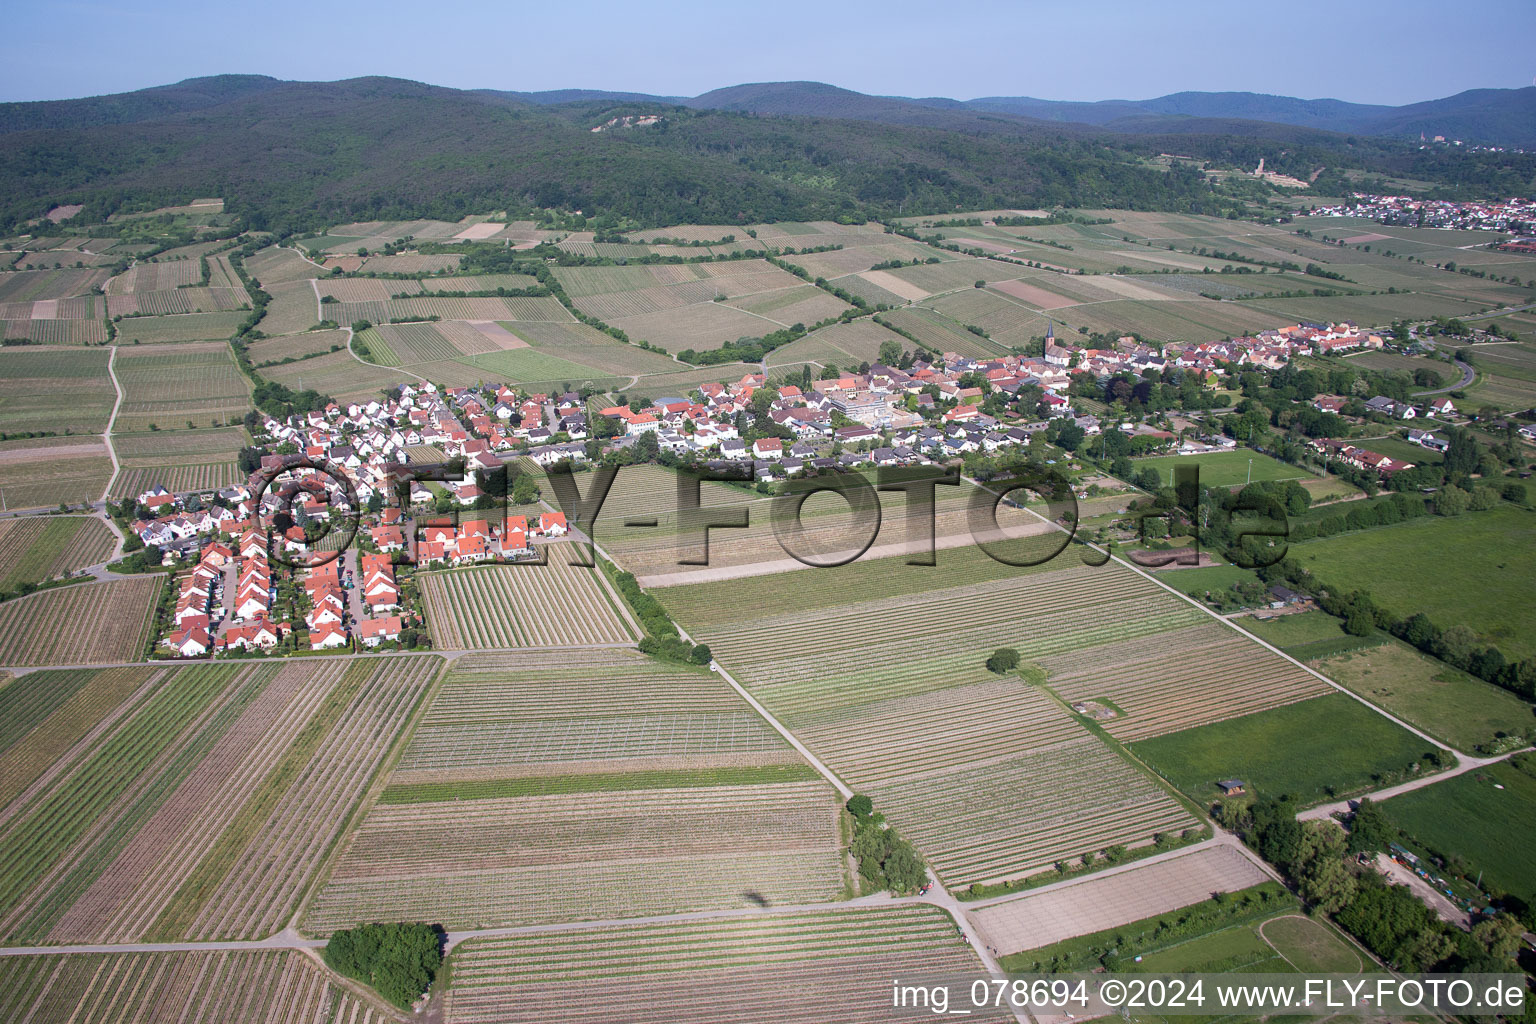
1382 754 1536 903
1131 450 1310 488
1313 640 1534 754
1153 563 1260 599
1292 504 1536 660
1236 610 1351 652
0 347 116 435
1132 693 1442 806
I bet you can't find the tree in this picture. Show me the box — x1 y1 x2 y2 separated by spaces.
323 923 442 1009
511 473 539 505
845 794 873 818
1295 822 1357 914
1470 913 1524 959
688 643 712 665
1434 486 1469 517
986 648 1020 674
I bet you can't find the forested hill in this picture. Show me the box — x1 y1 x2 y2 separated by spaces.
1 76 1530 234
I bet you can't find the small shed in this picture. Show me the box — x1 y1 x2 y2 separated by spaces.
1217 779 1246 796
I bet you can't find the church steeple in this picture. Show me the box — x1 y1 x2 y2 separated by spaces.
1046 320 1054 342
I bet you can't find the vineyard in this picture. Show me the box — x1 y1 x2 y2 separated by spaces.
504 320 680 376
106 287 250 317
0 662 258 942
391 648 802 787
0 576 161 665
723 284 851 326
176 656 438 940
0 515 117 590
0 266 111 302
868 737 1198 886
418 559 639 649
106 260 201 293
306 646 839 931
112 342 252 432
110 425 250 498
47 661 354 944
0 436 113 509
0 949 379 1023
444 906 1008 1024
660 554 1217 885
305 781 844 932
1039 621 1330 741
114 310 249 343
0 345 115 435
328 295 572 325
0 317 108 344
972 843 1274 955
0 666 166 814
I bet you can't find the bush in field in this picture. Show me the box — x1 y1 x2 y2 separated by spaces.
845 794 873 818
846 796 926 894
986 647 1021 674
323 922 443 1009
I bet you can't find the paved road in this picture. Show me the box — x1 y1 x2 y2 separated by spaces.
1298 745 1533 821
1412 358 1474 396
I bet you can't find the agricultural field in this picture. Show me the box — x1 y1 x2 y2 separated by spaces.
1132 692 1444 807
502 320 681 376
1382 754 1536 905
1130 450 1312 488
1292 504 1536 660
157 657 440 941
113 310 248 344
243 245 322 286
0 949 377 1024
0 516 116 590
660 550 1214 886
1039 620 1331 742
246 327 350 365
111 342 251 432
0 317 109 344
443 906 1007 1024
877 306 1004 356
306 648 841 931
419 558 639 648
110 425 250 498
260 346 418 399
974 843 1273 955
1311 639 1534 754
256 279 326 335
0 575 161 666
106 287 250 317
0 266 111 303
0 346 115 435
0 435 113 508
764 318 913 370
327 294 570 326
721 282 851 325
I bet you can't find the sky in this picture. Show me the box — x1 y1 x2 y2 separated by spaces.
3 0 1533 106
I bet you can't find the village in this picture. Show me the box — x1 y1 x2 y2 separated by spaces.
1306 193 1536 234
124 316 1501 659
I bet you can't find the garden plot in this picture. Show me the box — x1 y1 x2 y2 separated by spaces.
111 342 251 432
0 949 360 1024
973 843 1273 955
419 558 638 649
444 906 1007 1024
1040 620 1330 741
0 576 160 667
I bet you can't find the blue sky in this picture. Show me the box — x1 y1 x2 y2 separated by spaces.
3 0 1531 105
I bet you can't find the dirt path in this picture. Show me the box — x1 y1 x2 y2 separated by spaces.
1298 745 1532 821
99 344 123 502
1373 853 1471 929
